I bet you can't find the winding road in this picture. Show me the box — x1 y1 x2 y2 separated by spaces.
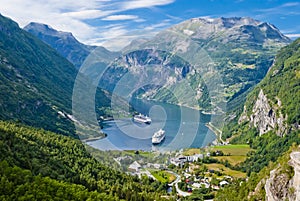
167 170 191 197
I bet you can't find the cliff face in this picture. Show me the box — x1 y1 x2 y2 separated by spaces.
239 89 287 136
289 152 300 201
264 151 300 201
237 38 300 138
249 89 287 136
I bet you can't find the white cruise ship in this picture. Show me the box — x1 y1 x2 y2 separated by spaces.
133 113 151 124
152 129 165 145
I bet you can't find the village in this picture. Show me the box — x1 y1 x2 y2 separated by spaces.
112 144 251 199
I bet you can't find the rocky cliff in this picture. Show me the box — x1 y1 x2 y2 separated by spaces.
243 89 287 136
264 151 300 201
237 38 300 138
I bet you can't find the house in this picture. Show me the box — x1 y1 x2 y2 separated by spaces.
128 161 141 172
170 156 187 166
184 172 192 178
192 183 202 188
153 163 162 169
187 154 204 162
202 182 210 188
220 180 229 186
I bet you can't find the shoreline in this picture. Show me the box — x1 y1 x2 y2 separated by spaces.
81 134 107 143
134 97 220 115
205 122 224 146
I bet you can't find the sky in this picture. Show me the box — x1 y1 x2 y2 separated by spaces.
0 0 300 50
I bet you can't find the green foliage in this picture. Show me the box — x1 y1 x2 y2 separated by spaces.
236 131 300 175
221 39 300 173
0 160 114 201
0 121 171 200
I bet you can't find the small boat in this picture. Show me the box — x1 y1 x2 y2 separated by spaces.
133 113 151 124
152 129 165 145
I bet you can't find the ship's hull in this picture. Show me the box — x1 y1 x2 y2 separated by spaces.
133 114 151 124
152 130 165 145
152 135 165 145
133 117 151 124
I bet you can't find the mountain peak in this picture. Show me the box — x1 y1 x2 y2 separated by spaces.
168 16 291 43
24 22 94 68
24 22 73 38
190 16 260 26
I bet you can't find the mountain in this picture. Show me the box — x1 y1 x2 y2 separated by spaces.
98 49 210 108
117 17 291 112
215 38 300 200
0 14 114 137
24 22 120 68
24 17 290 114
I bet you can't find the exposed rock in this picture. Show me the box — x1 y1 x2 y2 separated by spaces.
238 105 249 124
249 89 287 136
265 168 290 201
265 151 300 201
289 152 300 201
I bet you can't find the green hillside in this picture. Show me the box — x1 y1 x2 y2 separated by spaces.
245 37 300 126
0 14 113 137
223 38 300 141
214 39 300 200
0 121 170 201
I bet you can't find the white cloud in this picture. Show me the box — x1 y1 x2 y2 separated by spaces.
144 20 171 31
282 2 300 7
0 0 101 41
0 0 176 49
121 0 175 10
256 2 300 13
102 15 139 21
62 10 113 20
285 33 300 38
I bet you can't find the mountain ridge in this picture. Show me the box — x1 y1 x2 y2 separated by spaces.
115 17 291 113
24 22 120 68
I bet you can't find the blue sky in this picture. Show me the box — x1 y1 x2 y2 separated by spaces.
0 0 300 50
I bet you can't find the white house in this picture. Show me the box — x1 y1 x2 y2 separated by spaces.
128 161 141 172
220 180 229 186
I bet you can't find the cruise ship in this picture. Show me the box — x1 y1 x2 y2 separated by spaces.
152 129 165 145
133 113 151 124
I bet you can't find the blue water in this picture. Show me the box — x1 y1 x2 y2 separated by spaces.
87 99 216 151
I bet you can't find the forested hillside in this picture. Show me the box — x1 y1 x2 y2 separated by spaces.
0 121 170 200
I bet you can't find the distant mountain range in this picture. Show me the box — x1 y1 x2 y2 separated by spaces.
25 17 291 114
121 17 290 112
